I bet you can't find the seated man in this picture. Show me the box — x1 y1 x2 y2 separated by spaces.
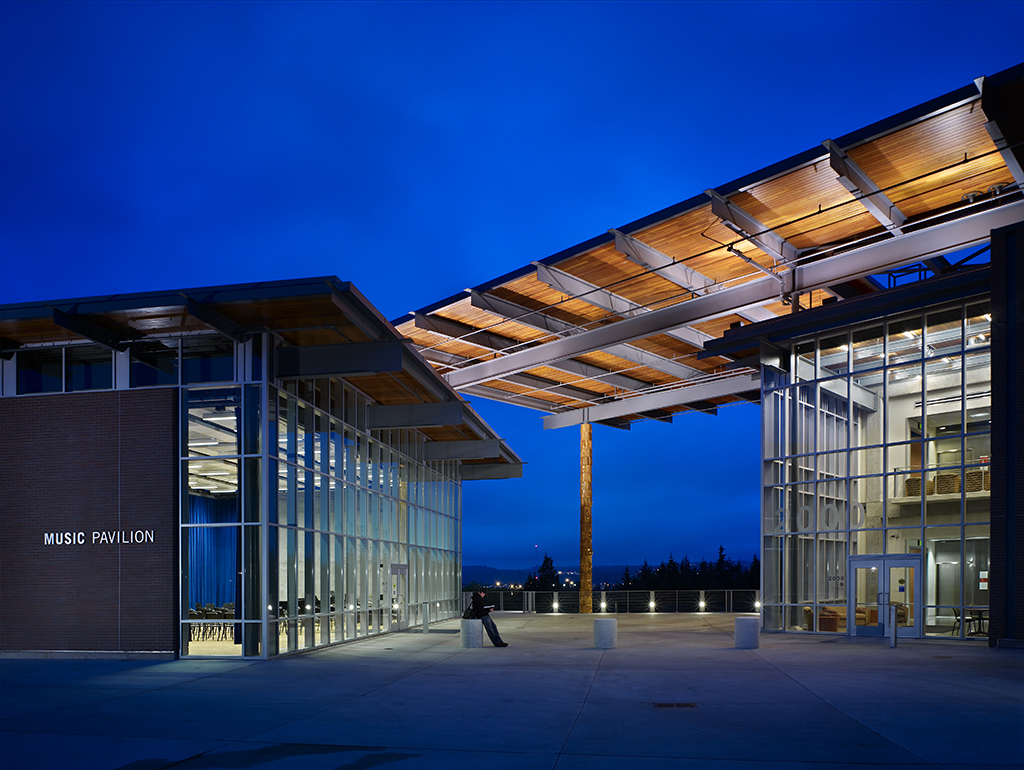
471 589 509 647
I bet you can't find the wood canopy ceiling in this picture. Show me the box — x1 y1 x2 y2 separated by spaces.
394 64 1024 431
0 278 522 469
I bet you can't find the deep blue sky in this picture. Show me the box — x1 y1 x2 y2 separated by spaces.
2 1 1022 570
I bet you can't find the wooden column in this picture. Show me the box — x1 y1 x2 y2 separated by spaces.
580 422 593 613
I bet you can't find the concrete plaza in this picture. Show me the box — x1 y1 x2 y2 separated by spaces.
2 612 1022 769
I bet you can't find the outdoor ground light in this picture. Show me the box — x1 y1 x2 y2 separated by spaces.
600 601 607 610
754 601 762 609
552 602 559 610
699 601 706 610
649 601 656 610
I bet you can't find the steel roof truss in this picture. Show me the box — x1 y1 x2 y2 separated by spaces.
534 262 713 352
470 290 702 384
611 229 777 326
447 199 1023 389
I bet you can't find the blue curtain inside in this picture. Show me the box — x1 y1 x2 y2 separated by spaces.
188 494 240 609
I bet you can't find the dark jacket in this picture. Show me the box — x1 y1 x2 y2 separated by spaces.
471 592 491 618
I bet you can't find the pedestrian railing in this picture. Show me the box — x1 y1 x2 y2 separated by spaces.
461 589 760 614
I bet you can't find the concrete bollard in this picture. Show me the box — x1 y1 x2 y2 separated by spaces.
734 617 760 649
460 618 483 648
594 618 618 649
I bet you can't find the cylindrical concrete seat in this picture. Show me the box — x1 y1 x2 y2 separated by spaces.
735 617 760 649
460 618 483 648
594 617 617 649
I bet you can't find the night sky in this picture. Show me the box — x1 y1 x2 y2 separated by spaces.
2 1 1022 570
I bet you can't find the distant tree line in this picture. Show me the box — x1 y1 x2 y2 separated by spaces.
614 547 759 590
520 548 759 592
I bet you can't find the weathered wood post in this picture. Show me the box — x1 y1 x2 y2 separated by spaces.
580 422 593 613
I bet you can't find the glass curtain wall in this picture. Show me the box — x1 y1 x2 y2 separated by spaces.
265 379 461 656
180 339 463 658
762 300 991 637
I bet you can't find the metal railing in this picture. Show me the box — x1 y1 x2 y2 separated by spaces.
461 589 760 614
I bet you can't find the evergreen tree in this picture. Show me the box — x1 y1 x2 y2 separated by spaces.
637 559 655 589
617 565 632 589
535 553 559 590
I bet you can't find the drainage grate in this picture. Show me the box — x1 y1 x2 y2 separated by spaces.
654 702 697 708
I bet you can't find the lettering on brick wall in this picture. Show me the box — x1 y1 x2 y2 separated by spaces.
43 530 155 546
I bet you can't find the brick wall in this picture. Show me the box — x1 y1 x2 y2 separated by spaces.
0 389 178 653
989 223 1023 646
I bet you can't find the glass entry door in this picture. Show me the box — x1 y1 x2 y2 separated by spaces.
390 565 408 631
849 556 921 638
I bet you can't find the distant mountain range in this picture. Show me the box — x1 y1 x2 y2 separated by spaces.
463 564 628 588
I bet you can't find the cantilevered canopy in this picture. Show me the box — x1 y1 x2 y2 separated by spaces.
395 64 1024 429
0 277 523 478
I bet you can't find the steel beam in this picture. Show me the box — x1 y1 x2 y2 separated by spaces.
467 289 704 382
612 229 718 295
535 262 712 351
460 462 524 481
824 139 907 234
459 384 558 413
414 327 616 402
424 439 502 461
276 341 404 378
367 402 464 429
183 296 248 342
448 199 1024 389
468 292 652 391
612 228 776 325
414 312 522 353
542 374 759 429
706 189 799 264
51 309 135 352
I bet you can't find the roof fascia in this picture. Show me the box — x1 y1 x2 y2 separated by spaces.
1 276 348 321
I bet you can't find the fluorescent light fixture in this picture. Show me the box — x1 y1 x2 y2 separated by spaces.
188 441 219 447
206 415 236 422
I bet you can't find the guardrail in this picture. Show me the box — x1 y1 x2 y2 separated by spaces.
461 589 761 614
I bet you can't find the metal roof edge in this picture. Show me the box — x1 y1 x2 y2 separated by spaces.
395 65 1020 323
0 276 346 320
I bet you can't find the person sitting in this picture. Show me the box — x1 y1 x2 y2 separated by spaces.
471 589 509 647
